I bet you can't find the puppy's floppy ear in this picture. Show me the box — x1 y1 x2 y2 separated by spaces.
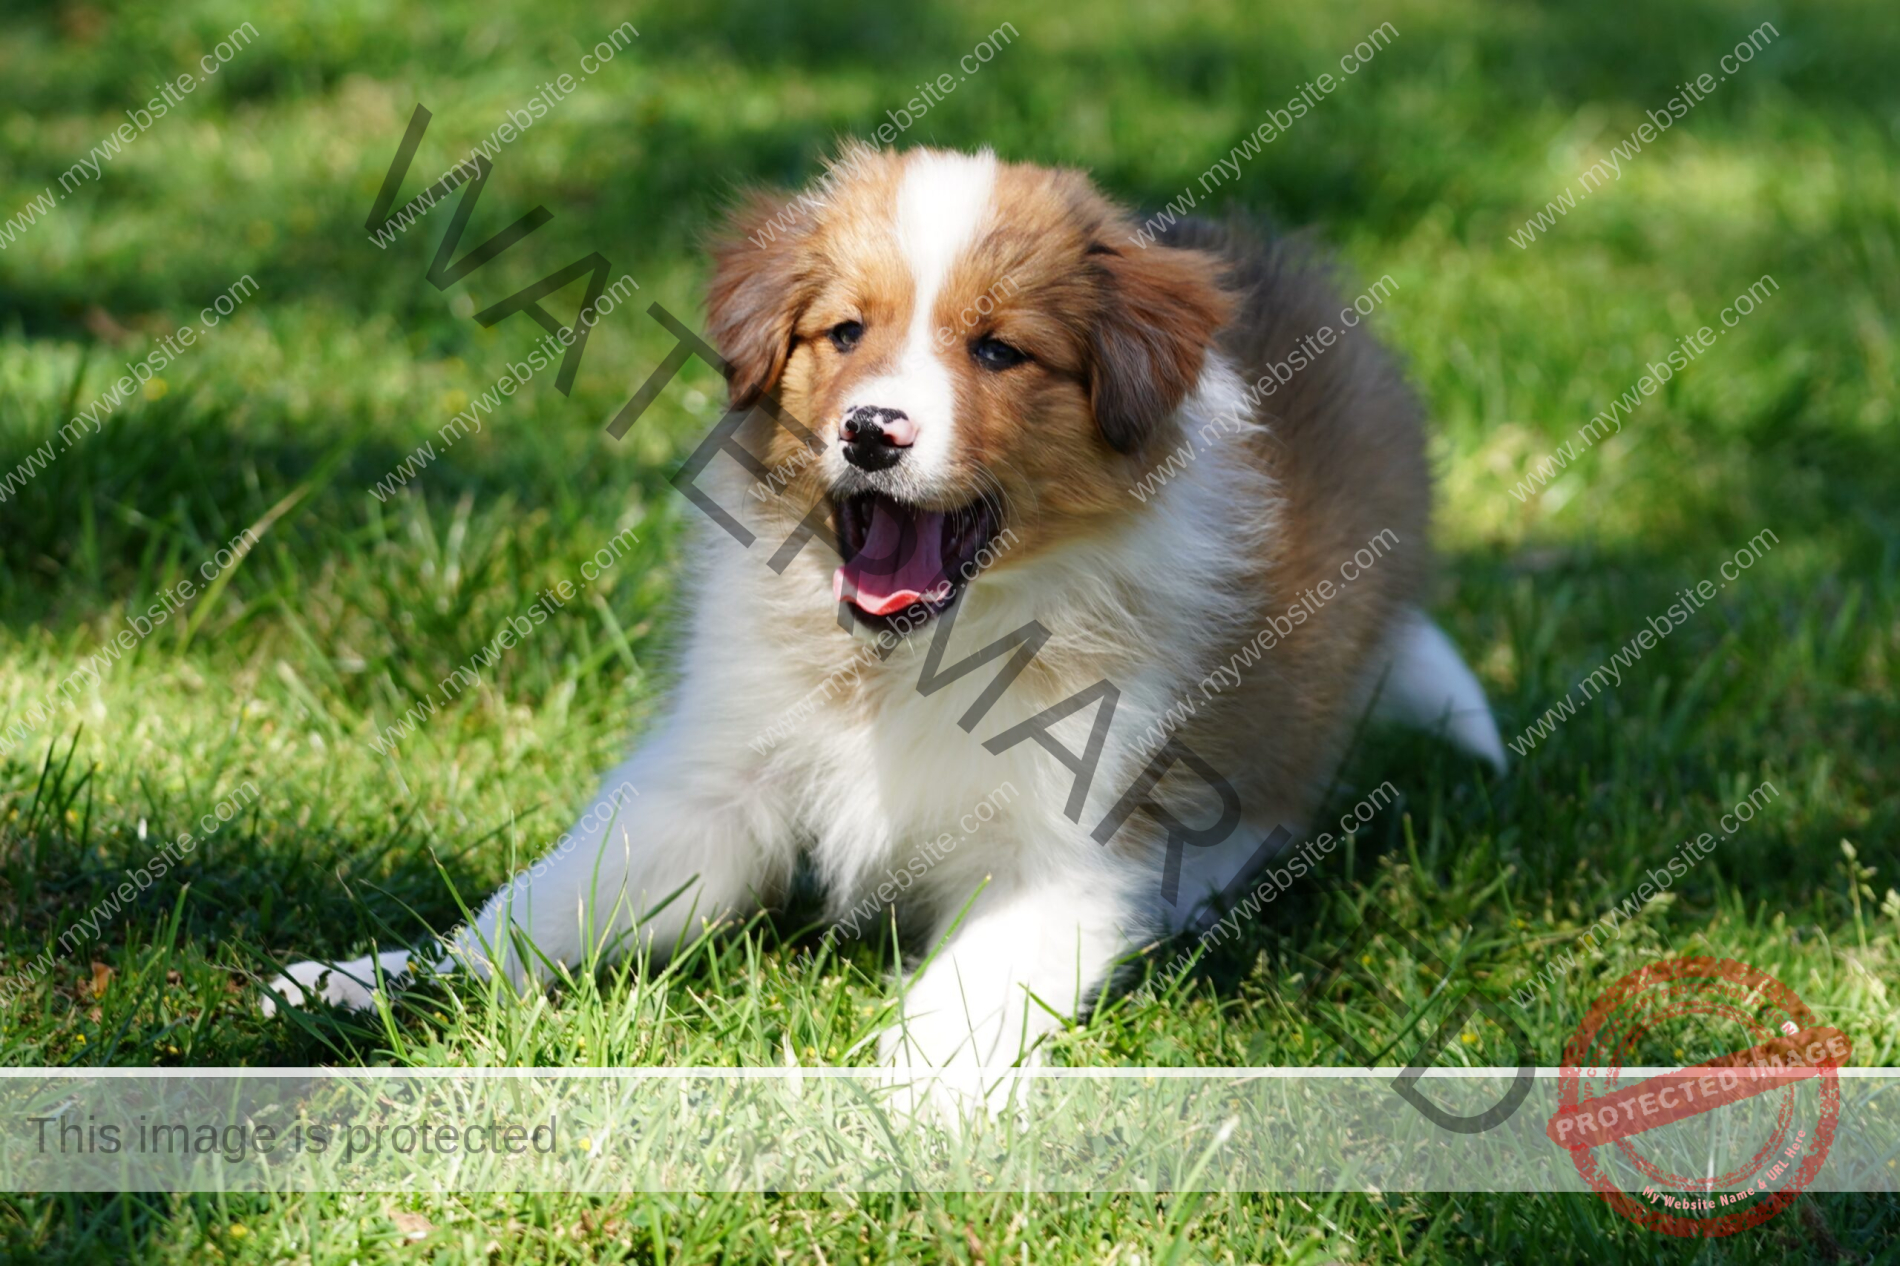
1086 244 1232 453
705 191 816 408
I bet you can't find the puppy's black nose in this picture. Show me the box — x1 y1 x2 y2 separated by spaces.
841 405 914 471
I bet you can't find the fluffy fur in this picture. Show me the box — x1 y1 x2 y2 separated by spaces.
267 145 1504 1092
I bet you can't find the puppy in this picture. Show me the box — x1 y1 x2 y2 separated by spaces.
268 145 1504 1083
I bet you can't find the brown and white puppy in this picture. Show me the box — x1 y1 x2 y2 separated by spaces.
268 145 1504 1087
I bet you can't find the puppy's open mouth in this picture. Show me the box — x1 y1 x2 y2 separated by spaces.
831 491 1000 631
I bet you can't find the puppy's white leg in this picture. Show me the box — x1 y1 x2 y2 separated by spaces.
261 949 414 1015
878 864 1140 1112
1163 814 1303 935
265 712 787 1013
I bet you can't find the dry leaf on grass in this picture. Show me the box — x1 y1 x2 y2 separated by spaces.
392 1211 433 1241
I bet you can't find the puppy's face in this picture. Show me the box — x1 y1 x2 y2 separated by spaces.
707 146 1230 634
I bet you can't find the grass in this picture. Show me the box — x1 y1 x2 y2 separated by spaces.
0 0 1897 1259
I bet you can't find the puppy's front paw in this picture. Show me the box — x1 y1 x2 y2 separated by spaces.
876 1016 1038 1127
261 951 410 1016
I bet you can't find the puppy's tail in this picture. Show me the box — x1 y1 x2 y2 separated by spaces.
1374 607 1507 771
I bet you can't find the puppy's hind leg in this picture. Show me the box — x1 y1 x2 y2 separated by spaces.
264 713 790 1014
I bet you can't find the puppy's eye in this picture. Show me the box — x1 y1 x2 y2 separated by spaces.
828 321 864 352
971 336 1028 372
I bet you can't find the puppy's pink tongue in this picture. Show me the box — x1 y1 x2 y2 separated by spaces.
833 501 951 616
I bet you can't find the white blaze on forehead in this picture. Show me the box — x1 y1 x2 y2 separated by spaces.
894 149 997 320
838 150 996 487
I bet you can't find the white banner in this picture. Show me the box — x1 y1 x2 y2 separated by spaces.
3 1067 1895 1194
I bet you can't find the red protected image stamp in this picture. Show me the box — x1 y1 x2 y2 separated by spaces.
1547 956 1850 1237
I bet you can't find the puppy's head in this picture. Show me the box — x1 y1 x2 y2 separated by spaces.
707 144 1231 634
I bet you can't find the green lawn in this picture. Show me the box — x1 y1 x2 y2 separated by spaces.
1 0 1897 1260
